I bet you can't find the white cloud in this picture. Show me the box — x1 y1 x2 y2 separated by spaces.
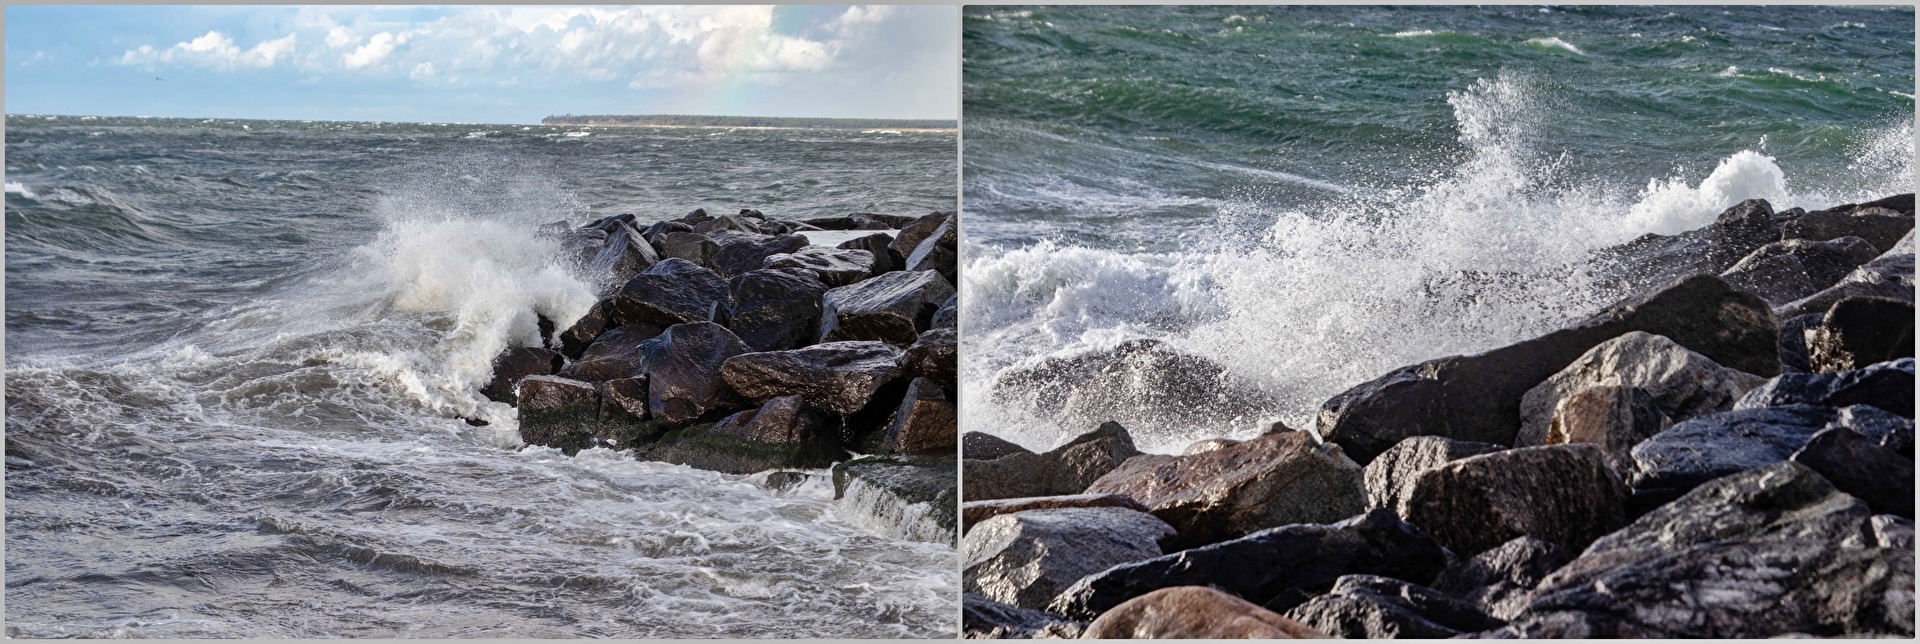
343 31 401 70
119 30 297 70
325 26 355 48
409 61 436 80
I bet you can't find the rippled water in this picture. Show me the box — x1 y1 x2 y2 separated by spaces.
6 116 959 638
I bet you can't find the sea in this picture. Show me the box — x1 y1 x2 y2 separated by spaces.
959 5 1915 454
5 117 959 637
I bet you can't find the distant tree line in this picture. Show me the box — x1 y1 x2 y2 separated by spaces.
541 114 956 129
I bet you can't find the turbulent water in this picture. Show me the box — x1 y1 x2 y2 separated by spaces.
960 5 1915 454
5 116 958 637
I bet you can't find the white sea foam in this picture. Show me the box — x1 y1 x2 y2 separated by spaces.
1524 36 1585 55
1392 29 1438 37
6 180 34 198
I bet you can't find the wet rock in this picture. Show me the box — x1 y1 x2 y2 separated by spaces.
1051 509 1451 619
585 223 661 294
761 470 814 493
1509 461 1913 638
904 215 958 285
583 213 635 233
560 227 608 267
1873 515 1914 550
1516 331 1765 447
692 214 762 235
799 213 893 231
1778 312 1821 372
1403 444 1626 557
837 232 899 277
903 328 957 392
995 339 1276 435
832 455 959 544
1713 198 1783 256
557 323 666 382
963 422 1140 502
1541 385 1669 472
1791 426 1914 517
819 270 955 346
1083 431 1366 549
1628 403 1914 505
963 432 1031 461
1720 236 1880 306
656 231 720 268
1736 357 1914 418
1430 536 1574 621
556 298 615 360
725 268 826 352
962 594 1083 639
1782 203 1914 254
882 377 957 456
720 341 904 415
1778 252 1915 319
636 395 836 474
596 376 650 425
678 207 711 224
1081 586 1330 639
1320 273 1779 464
706 229 810 278
612 258 731 328
762 246 873 287
481 346 561 405
516 375 600 453
965 507 1175 611
1362 435 1505 515
636 322 751 426
931 295 958 329
1182 437 1242 455
960 493 1151 535
889 212 951 259
1804 297 1914 373
1284 575 1505 639
640 220 695 246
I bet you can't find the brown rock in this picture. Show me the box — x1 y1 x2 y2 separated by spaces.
963 422 1141 502
481 346 562 405
1516 331 1764 448
719 341 905 415
1362 435 1506 516
882 377 956 456
1084 431 1367 548
1403 444 1627 557
639 322 751 425
1805 297 1915 373
1545 385 1669 472
1080 586 1330 639
960 493 1152 535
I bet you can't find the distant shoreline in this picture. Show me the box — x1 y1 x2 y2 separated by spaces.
552 121 956 133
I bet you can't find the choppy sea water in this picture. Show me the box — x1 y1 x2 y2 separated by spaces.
960 5 1915 453
5 117 959 638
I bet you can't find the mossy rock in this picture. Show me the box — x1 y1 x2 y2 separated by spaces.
635 423 843 475
832 454 960 541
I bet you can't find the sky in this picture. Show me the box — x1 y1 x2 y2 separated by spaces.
5 5 959 123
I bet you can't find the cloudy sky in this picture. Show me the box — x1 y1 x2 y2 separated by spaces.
5 5 958 123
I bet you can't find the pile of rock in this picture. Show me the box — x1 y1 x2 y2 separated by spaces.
962 195 1913 638
484 207 960 543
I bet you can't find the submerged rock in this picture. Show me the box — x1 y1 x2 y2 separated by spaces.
819 270 954 346
964 507 1175 611
720 341 904 415
832 455 959 545
1083 430 1366 549
1080 586 1330 639
994 339 1276 436
516 375 601 453
1516 331 1765 447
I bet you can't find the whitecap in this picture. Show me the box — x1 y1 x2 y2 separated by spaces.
1523 36 1585 55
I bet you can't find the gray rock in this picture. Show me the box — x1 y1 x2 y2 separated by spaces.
1517 331 1765 447
1629 404 1915 500
762 246 874 287
889 212 950 259
556 298 614 360
1283 575 1505 639
719 341 904 415
1403 444 1627 557
612 258 731 328
585 222 661 294
903 328 957 392
1720 236 1880 306
1872 515 1913 550
994 339 1276 438
962 593 1084 639
832 455 959 544
963 431 1031 461
931 294 958 329
1804 297 1914 373
964 507 1175 610
706 229 810 278
516 375 600 453
656 231 720 268
1778 311 1821 372
837 232 899 277
557 323 666 382
1782 203 1915 254
1084 431 1367 549
904 214 958 285
1778 252 1914 320
1431 536 1574 621
1736 358 1914 418
960 493 1152 535
963 422 1140 502
1362 435 1505 516
819 270 954 346
1791 426 1914 517
636 395 836 474
1540 385 1669 472
725 267 826 352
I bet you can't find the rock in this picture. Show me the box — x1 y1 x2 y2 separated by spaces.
960 493 1151 535
636 395 837 474
889 212 950 259
1778 312 1821 372
932 295 958 329
1778 252 1915 319
635 322 751 426
963 432 1031 461
1873 515 1913 550
994 339 1278 437
965 507 1176 610
596 375 652 429
817 270 954 346
837 232 899 276
962 594 1084 639
1182 438 1242 455
583 213 635 233
1516 331 1766 447
481 346 561 405
1720 236 1880 306
832 455 958 544
1430 536 1574 621
1509 461 1913 638
516 375 600 453
1403 444 1626 557
904 215 958 285
585 223 661 294
1782 203 1914 254
1736 358 1914 418
719 341 904 415
612 258 731 328
1628 403 1915 506
1083 431 1367 549
1804 297 1914 373
1713 198 1782 256
678 207 711 224
859 212 919 228
639 220 694 245
760 470 814 493
762 246 873 287
1541 385 1669 472
1791 426 1914 517
1284 575 1505 639
656 231 720 268
557 323 666 382
903 328 957 392
560 228 608 267
799 214 892 231
725 268 827 352
706 229 810 278
963 422 1141 502
1051 509 1452 619
1320 273 1779 464
692 214 762 235
1362 435 1505 516
882 377 956 456
1081 586 1330 639
556 298 614 360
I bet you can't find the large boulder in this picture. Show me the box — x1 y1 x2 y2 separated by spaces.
1361 435 1505 516
964 507 1175 611
819 270 954 346
635 395 836 474
1791 426 1914 518
962 594 1083 640
1430 536 1574 621
1401 444 1627 557
706 229 810 278
1081 586 1329 639
556 322 666 382
902 328 957 392
516 375 601 453
1319 273 1779 465
762 246 873 288
1516 331 1766 447
1540 385 1669 472
889 212 950 260
719 341 904 415
904 215 958 285
725 268 827 352
555 298 614 360
1778 252 1914 319
962 431 1031 461
1627 403 1914 504
962 422 1141 502
655 231 720 268
881 377 956 456
1508 461 1914 638
612 258 731 328
481 346 562 405
1283 575 1506 639
584 222 661 294
635 322 751 426
960 493 1151 535
1083 431 1367 549
832 455 958 544
1719 236 1879 306
1781 202 1915 254
1778 311 1822 372
1735 358 1914 418
837 232 899 277
994 339 1277 439
1804 297 1914 373
1049 509 1452 619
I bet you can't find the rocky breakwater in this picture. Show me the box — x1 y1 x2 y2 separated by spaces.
961 194 1914 639
487 208 962 544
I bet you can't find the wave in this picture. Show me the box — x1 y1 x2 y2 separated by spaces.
1523 36 1585 55
6 180 35 198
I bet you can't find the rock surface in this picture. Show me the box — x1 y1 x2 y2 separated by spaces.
1083 430 1367 548
613 258 732 328
725 267 827 352
1283 575 1505 639
1362 435 1505 516
1079 586 1330 639
832 455 959 545
1430 536 1574 621
964 507 1175 611
1628 403 1914 499
1735 357 1914 418
959 493 1151 535
1804 296 1914 373
881 377 957 456
1402 444 1627 557
720 341 904 415
963 431 1032 461
962 594 1083 640
819 270 955 346
963 422 1141 502
637 322 751 426
558 323 666 382
516 375 601 453
481 346 562 405
1516 331 1766 447
1790 426 1914 518
763 246 874 287
1540 385 1669 472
